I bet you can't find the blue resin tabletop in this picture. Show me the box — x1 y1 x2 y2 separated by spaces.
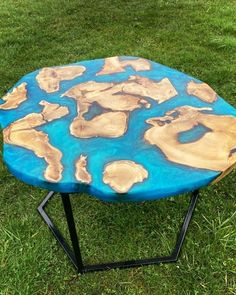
1 56 236 202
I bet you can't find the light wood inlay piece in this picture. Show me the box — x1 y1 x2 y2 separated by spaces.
124 76 178 103
62 75 178 138
3 101 69 182
36 66 86 93
103 160 148 193
70 111 128 138
75 155 92 183
96 56 151 76
0 83 27 110
187 81 217 103
144 106 236 172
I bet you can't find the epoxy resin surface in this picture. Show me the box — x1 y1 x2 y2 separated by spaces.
1 56 236 202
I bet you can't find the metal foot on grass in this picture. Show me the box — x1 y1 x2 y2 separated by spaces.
38 190 199 274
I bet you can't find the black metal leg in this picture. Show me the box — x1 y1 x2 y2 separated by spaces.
61 193 84 273
171 190 199 260
38 190 199 274
38 192 79 270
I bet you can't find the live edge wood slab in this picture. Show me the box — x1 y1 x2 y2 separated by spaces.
1 56 236 202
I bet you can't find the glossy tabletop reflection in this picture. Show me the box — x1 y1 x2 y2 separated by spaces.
1 56 236 202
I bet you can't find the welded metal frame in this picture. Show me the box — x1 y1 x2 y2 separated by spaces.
38 190 199 274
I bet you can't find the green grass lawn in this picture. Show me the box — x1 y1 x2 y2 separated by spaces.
0 0 236 294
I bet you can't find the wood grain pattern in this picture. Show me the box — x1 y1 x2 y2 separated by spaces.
75 155 92 183
212 162 236 184
71 111 128 138
144 106 236 171
124 76 178 103
62 75 177 138
96 56 151 76
0 83 27 110
36 66 86 93
103 160 148 193
2 56 236 200
187 81 217 103
3 101 69 182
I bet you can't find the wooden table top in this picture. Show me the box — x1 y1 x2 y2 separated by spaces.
1 56 236 202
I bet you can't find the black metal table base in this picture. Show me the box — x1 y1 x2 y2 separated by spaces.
38 190 199 274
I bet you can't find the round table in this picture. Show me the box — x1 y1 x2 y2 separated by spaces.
1 56 236 273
